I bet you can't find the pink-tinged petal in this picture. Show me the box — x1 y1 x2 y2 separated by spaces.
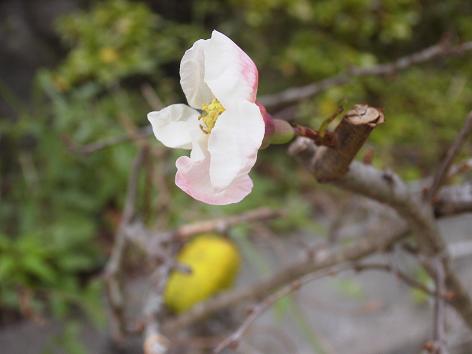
203 30 258 108
175 155 253 205
147 104 203 149
256 101 274 137
180 39 214 108
208 101 264 190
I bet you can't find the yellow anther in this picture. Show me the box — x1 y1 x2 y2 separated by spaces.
199 99 225 134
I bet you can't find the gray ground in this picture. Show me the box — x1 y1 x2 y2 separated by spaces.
1 214 471 354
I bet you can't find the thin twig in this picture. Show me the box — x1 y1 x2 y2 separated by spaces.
290 135 472 330
172 208 283 242
447 158 472 179
104 148 146 340
143 258 173 354
214 266 349 353
353 262 446 300
141 84 164 110
292 124 337 147
428 111 472 201
125 208 283 261
434 183 472 217
66 84 162 156
259 40 472 111
65 41 472 155
214 258 450 354
60 38 472 162
66 126 152 155
431 258 449 354
162 188 472 333
164 223 410 332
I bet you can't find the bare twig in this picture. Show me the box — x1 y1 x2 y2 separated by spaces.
289 136 472 330
66 126 152 155
431 258 449 354
434 183 472 217
125 207 283 260
428 111 472 201
292 124 337 147
141 84 164 111
214 257 452 354
213 266 348 353
447 158 472 179
160 187 471 334
66 84 161 156
172 208 283 242
353 262 444 300
104 148 146 340
259 40 472 111
143 259 173 354
164 223 410 332
65 40 472 156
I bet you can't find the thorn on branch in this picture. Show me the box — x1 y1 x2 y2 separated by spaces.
292 124 337 147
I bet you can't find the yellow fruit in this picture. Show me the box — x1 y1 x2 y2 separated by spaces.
164 233 240 314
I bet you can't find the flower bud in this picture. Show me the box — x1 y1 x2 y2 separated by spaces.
256 102 295 147
267 119 295 145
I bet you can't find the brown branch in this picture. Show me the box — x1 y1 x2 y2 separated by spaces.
141 84 164 111
311 105 384 181
66 126 152 156
214 258 446 354
213 266 348 354
65 41 472 155
259 40 472 112
104 148 146 340
172 207 282 242
289 136 472 330
428 111 472 201
292 124 337 147
125 207 283 259
143 260 173 354
431 258 449 354
447 158 472 179
434 183 472 217
66 85 163 156
164 223 410 332
160 186 471 334
353 262 445 300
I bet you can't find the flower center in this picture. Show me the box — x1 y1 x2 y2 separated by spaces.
199 99 225 134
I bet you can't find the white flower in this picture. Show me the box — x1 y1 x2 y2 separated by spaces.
147 30 266 205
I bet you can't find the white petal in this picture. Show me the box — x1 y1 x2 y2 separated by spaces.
208 101 265 190
189 136 208 161
147 104 203 149
180 39 214 108
203 30 259 108
175 154 253 205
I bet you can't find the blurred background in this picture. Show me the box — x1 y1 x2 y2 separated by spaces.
0 0 471 353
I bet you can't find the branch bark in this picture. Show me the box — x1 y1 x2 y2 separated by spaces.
312 104 384 181
104 148 146 340
434 183 472 217
259 40 472 112
428 111 472 201
289 136 472 330
164 223 409 332
125 207 282 259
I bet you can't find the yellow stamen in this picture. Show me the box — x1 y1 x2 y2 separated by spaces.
199 99 225 134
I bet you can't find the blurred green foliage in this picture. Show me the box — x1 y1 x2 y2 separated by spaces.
1 0 471 327
54 0 202 89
